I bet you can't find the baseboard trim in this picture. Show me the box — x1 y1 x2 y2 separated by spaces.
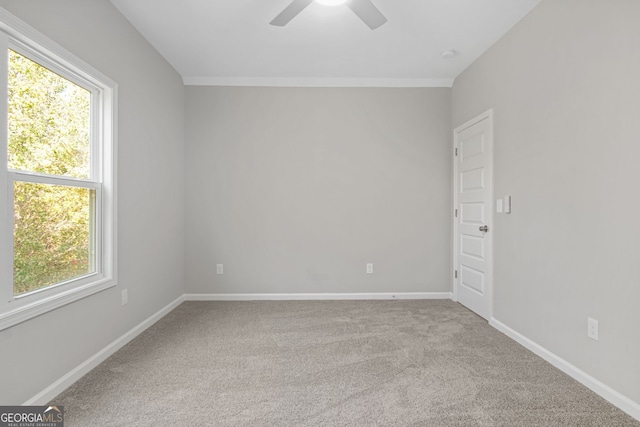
185 292 453 301
490 318 640 422
23 295 185 406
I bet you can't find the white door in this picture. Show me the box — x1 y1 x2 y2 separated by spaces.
453 110 493 320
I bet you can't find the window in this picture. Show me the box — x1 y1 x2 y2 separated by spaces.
0 11 117 330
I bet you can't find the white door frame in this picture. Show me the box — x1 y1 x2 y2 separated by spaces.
452 109 494 319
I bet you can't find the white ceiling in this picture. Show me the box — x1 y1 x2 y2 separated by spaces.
110 0 541 87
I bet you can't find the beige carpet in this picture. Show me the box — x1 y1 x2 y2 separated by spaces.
54 300 639 426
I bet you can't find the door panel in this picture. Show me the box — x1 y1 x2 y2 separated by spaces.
460 235 484 260
461 168 484 192
460 265 484 294
460 202 485 224
460 132 484 159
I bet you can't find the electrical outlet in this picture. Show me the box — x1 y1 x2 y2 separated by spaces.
366 263 374 274
122 289 128 306
216 264 224 275
587 317 598 341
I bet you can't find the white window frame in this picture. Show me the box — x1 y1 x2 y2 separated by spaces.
0 9 117 331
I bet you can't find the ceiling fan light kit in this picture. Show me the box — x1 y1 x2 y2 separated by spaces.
270 0 387 30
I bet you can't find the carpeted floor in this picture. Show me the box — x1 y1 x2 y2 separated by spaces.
54 300 639 426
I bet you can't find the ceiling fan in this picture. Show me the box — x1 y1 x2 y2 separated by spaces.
270 0 387 30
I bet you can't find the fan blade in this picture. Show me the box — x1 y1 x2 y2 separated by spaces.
270 0 315 26
347 0 387 30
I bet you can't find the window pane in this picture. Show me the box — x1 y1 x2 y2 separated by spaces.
13 181 95 296
8 49 91 179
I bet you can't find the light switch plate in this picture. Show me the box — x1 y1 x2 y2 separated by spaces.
504 195 512 214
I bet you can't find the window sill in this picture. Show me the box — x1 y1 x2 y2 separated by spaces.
0 279 116 331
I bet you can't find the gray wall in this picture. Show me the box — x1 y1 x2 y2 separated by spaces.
452 0 640 404
0 0 185 404
185 87 451 294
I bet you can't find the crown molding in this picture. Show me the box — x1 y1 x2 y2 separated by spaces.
183 76 454 88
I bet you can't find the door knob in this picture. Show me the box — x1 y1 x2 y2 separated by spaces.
479 225 489 232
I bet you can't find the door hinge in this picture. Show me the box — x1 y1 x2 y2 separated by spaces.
455 147 458 156
454 270 458 279
455 208 458 218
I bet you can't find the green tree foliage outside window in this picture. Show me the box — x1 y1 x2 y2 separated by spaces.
8 50 94 295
